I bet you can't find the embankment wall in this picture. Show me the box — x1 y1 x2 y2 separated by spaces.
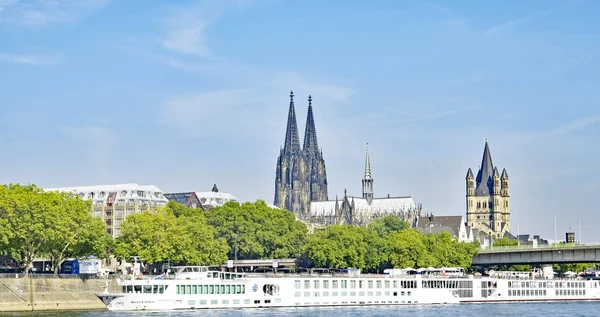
0 277 119 312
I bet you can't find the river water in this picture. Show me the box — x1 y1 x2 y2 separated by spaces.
2 302 598 317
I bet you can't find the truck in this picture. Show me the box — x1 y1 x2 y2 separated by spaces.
61 259 108 276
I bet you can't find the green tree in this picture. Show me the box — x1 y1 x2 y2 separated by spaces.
493 237 518 247
167 200 204 218
43 191 112 276
71 217 113 262
304 225 369 269
389 229 434 268
114 209 182 264
115 207 228 266
367 215 410 237
206 200 308 260
0 185 62 277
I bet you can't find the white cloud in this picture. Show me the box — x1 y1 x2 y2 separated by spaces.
159 14 212 56
61 126 118 174
0 53 59 67
483 9 551 36
535 114 600 140
0 0 109 28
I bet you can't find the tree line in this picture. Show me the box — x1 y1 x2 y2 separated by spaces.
0 184 481 275
0 185 112 277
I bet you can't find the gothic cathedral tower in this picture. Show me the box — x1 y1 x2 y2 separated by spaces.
274 91 328 219
466 140 510 239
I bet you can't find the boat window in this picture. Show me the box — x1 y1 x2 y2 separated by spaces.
295 280 301 289
203 285 208 294
220 285 225 294
153 285 159 294
192 285 197 294
341 280 347 289
193 267 200 272
332 280 338 289
323 280 329 289
209 285 214 294
226 285 231 294
134 285 142 293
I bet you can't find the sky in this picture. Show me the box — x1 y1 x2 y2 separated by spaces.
0 0 599 241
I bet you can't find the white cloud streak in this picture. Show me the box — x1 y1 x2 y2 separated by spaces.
0 53 59 67
0 0 109 28
539 115 600 139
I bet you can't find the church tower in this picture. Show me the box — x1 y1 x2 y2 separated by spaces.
466 140 510 239
302 95 328 205
274 91 328 219
362 143 374 205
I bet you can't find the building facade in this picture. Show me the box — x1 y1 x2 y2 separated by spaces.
465 141 510 239
274 91 328 219
165 184 238 210
309 145 421 226
45 184 168 238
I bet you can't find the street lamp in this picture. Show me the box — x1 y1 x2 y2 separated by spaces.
578 220 582 244
233 233 238 273
517 223 520 246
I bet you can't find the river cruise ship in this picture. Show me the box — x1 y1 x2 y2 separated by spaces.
96 266 600 311
96 266 459 311
389 267 600 303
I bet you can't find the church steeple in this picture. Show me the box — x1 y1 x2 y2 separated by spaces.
283 90 301 155
475 140 494 196
303 95 320 157
364 143 372 180
362 143 374 205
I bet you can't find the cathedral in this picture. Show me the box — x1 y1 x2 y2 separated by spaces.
309 145 421 227
273 91 328 219
465 140 510 238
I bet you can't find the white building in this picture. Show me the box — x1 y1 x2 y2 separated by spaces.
165 184 238 210
194 184 237 209
45 183 168 238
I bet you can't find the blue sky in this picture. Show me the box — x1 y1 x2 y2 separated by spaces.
1 0 599 241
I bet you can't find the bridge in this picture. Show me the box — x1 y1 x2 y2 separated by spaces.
473 243 600 266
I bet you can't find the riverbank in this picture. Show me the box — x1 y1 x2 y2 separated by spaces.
0 278 119 312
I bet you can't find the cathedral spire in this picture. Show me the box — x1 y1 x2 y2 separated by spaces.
364 143 372 179
283 90 301 155
362 143 374 205
302 95 320 156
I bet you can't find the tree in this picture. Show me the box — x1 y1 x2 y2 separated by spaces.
114 209 181 264
206 200 308 260
115 207 228 266
304 225 369 269
367 215 410 237
43 191 111 276
389 229 434 268
493 237 518 247
0 185 62 278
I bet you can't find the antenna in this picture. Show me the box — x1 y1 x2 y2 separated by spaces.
484 129 488 142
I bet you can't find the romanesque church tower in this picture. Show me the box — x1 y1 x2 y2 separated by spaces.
274 91 328 219
466 140 510 239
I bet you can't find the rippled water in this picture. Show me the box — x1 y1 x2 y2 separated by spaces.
3 302 600 317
